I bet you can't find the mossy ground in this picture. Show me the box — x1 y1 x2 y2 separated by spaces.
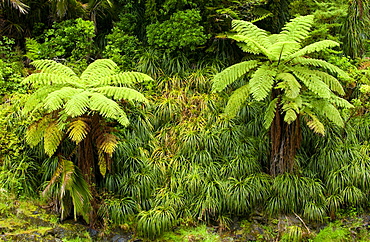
1 193 370 242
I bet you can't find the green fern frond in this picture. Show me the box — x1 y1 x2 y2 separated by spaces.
212 60 259 92
94 86 148 103
96 72 154 86
288 40 340 60
80 59 118 82
279 15 314 42
276 73 301 99
44 121 64 156
89 93 130 126
44 87 83 112
292 57 350 80
31 60 77 77
224 84 250 118
313 101 344 127
67 118 90 144
229 34 270 55
249 64 276 101
282 102 300 124
311 70 345 95
291 66 331 98
267 41 301 61
26 116 51 147
23 86 62 114
64 91 91 117
305 112 325 135
232 20 271 49
264 98 278 128
329 94 353 108
23 73 82 88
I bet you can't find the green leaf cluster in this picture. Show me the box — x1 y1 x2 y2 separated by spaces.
146 9 208 52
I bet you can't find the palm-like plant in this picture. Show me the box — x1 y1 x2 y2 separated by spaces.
212 15 352 176
22 59 152 224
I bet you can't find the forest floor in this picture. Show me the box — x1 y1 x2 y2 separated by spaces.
1 196 370 241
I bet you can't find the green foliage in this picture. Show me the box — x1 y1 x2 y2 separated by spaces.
137 206 177 239
146 9 208 52
314 223 350 242
25 19 96 66
103 27 141 70
0 37 26 95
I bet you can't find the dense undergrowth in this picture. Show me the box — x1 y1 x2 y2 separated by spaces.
2 0 370 241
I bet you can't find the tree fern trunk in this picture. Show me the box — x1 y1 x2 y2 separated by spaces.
77 114 101 228
270 110 301 177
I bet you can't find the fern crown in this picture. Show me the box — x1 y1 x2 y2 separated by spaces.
23 59 152 156
212 15 353 135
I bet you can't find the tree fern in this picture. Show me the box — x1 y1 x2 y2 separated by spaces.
212 15 350 176
23 59 149 225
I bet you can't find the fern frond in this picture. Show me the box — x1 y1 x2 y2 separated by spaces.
94 86 148 103
291 66 331 98
267 41 301 61
329 94 353 108
276 73 301 99
292 57 350 80
249 64 276 101
31 60 77 77
67 118 90 144
279 15 314 42
313 100 344 127
263 98 278 128
96 72 154 86
311 70 345 95
80 59 118 82
212 60 259 92
44 87 83 112
224 84 250 118
26 116 51 147
96 133 119 155
288 40 340 60
44 121 64 156
304 112 325 135
231 20 271 49
23 86 62 114
23 73 82 88
89 93 130 126
282 102 300 124
228 34 270 56
98 152 107 177
64 91 91 117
